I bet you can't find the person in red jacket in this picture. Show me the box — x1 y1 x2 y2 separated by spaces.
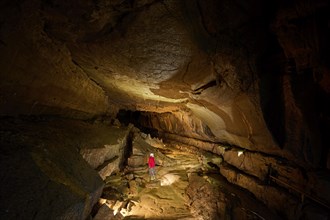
148 153 156 180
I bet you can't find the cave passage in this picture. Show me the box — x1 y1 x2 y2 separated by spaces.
112 110 330 219
1 0 330 219
99 132 281 220
116 109 159 137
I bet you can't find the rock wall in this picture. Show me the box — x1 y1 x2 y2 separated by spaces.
1 0 328 167
0 1 112 119
0 117 131 219
80 125 133 180
139 114 330 216
0 0 329 218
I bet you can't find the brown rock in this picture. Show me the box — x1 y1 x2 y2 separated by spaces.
93 204 114 220
128 155 146 168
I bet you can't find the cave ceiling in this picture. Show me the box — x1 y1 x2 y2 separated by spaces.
0 0 329 163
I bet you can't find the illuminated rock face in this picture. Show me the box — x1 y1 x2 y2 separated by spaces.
0 0 329 219
1 0 328 165
79 125 133 179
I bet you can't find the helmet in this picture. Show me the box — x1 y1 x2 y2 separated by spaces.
150 153 154 157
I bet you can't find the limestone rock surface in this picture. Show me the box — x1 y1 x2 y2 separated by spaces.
0 118 109 220
80 125 132 179
0 0 329 218
1 0 329 167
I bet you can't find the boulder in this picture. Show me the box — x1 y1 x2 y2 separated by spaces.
1 141 104 220
128 155 146 168
80 126 132 179
93 204 114 220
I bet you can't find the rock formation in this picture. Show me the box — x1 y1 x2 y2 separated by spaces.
0 0 329 219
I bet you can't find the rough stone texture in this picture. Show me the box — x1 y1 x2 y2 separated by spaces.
128 134 175 169
80 125 132 179
0 0 329 218
0 0 329 165
104 132 282 220
127 155 146 168
93 204 114 220
220 148 330 207
0 118 106 220
186 173 281 220
81 145 120 170
222 149 306 186
219 164 300 219
97 158 120 180
186 174 224 219
219 163 330 219
0 1 113 119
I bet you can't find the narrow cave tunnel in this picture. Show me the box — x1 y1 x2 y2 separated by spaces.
1 0 330 219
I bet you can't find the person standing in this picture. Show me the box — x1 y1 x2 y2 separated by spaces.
148 153 156 180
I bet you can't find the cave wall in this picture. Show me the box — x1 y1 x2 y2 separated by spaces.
0 0 330 218
1 0 328 160
121 0 330 169
270 0 330 168
0 0 329 176
0 118 111 219
0 0 113 119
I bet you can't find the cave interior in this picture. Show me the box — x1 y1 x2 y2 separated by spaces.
0 0 330 219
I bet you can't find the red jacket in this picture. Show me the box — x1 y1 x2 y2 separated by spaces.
148 157 155 168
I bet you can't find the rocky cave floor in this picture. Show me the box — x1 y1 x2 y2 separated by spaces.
93 133 282 220
1 116 329 220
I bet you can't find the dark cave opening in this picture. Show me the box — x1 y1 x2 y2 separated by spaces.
258 39 287 148
116 109 141 127
116 109 159 138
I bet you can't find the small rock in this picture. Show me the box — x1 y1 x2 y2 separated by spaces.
99 198 107 204
93 204 114 220
113 119 121 127
129 180 138 195
135 177 143 184
106 200 117 209
141 132 147 139
113 200 123 211
126 173 134 180
128 155 146 168
113 212 124 220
